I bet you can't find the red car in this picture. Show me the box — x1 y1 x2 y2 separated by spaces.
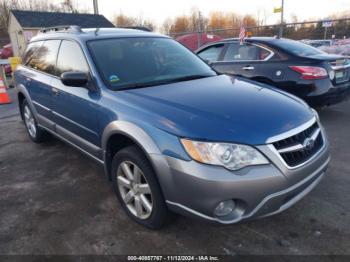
0 43 13 75
176 33 222 51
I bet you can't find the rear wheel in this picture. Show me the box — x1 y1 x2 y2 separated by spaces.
111 145 171 229
22 99 48 143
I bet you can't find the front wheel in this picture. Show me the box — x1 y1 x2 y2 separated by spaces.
111 145 171 229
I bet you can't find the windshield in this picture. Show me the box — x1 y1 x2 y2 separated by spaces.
274 39 325 57
87 37 217 90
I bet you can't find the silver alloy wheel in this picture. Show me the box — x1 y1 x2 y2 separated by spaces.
23 105 37 138
117 161 153 219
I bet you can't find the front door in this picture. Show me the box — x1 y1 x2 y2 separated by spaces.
51 40 102 159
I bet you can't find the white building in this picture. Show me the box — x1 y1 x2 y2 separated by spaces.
8 10 114 56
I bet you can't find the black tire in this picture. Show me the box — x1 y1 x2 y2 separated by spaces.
21 99 48 143
111 145 171 229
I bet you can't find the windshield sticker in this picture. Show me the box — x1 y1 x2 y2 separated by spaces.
109 75 120 84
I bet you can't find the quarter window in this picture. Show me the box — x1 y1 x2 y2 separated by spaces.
56 40 89 76
223 43 272 61
197 44 224 62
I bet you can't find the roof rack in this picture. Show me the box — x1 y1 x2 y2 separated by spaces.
40 25 83 34
121 26 152 32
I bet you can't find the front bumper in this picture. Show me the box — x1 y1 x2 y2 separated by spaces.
150 130 330 224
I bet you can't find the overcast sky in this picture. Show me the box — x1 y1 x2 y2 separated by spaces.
77 0 349 27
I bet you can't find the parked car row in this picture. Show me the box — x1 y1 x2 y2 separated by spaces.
16 27 331 229
319 40 350 57
196 37 350 107
301 39 333 48
301 38 350 58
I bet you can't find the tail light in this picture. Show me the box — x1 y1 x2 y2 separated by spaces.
289 66 328 80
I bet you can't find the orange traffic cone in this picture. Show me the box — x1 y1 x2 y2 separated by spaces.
0 76 11 104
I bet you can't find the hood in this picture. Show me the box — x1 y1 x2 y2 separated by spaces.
118 75 314 145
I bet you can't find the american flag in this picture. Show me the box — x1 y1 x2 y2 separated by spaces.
239 25 246 45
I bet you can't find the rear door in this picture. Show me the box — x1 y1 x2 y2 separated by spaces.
212 42 275 78
50 40 102 159
23 40 61 128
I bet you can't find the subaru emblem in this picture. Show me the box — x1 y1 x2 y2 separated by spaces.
303 137 315 150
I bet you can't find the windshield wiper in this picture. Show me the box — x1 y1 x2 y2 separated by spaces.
117 82 160 90
117 75 214 91
159 74 214 84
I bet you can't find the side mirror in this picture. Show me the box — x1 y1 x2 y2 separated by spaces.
60 71 88 87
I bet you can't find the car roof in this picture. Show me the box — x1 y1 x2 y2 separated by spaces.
197 37 298 52
220 37 287 44
30 27 168 43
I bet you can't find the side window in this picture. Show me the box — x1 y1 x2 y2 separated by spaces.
56 40 89 76
23 41 44 66
223 43 272 61
259 48 272 60
28 40 60 75
222 43 240 61
197 44 224 62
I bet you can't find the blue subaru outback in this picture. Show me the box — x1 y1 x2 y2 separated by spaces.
15 26 330 229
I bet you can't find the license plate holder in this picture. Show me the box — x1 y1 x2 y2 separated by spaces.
335 70 346 83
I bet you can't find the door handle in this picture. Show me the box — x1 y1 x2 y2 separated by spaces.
52 87 60 96
242 66 255 70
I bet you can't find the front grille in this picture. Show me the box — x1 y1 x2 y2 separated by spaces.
273 122 324 167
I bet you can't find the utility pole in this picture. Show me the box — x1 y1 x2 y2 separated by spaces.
197 11 203 49
198 11 204 32
324 26 328 40
279 0 284 38
93 0 99 14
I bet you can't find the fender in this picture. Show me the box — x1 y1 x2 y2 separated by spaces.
101 120 163 179
16 83 38 119
102 120 161 154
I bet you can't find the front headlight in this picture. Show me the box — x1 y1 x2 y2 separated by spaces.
311 108 320 122
181 139 269 171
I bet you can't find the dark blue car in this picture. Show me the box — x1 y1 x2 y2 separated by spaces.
196 37 350 107
15 26 330 229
